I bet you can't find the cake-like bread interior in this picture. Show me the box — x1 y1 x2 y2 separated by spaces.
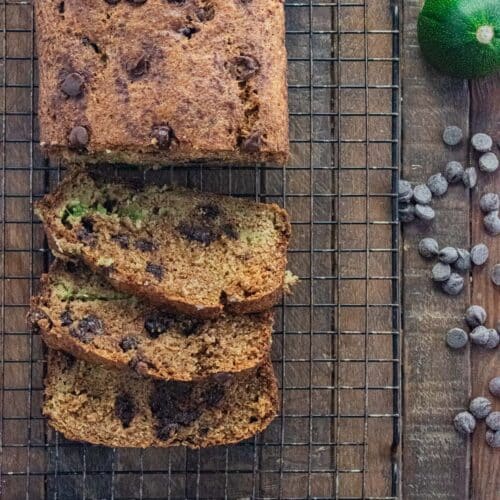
32 260 273 381
44 350 278 448
35 168 291 318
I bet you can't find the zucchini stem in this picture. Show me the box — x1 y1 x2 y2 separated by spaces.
476 25 494 45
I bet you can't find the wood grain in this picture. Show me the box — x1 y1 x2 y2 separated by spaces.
470 75 500 500
402 1 472 499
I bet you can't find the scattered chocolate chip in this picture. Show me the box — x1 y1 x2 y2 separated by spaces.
398 180 413 202
491 264 500 287
203 384 225 407
471 132 493 153
119 336 139 351
485 329 500 349
228 55 260 81
427 173 448 197
454 248 471 272
221 223 239 239
111 233 130 249
144 312 175 338
470 244 489 266
415 204 435 222
125 53 149 79
464 305 487 328
61 72 85 97
441 273 464 295
442 126 463 146
177 222 218 245
60 310 73 326
68 126 89 150
249 415 258 423
179 318 202 336
469 397 492 419
61 352 76 370
453 411 476 435
70 314 104 343
240 131 262 153
486 429 500 448
418 238 439 259
489 376 500 397
446 328 468 349
135 239 157 252
58 1 65 13
412 184 432 205
470 325 490 346
438 247 458 264
115 392 136 428
179 26 199 38
431 262 451 282
102 198 117 213
197 203 220 219
486 411 500 431
444 161 464 184
484 211 500 236
146 262 164 280
462 167 478 189
479 193 500 213
399 203 415 223
478 152 499 173
81 216 94 233
126 0 147 4
105 0 121 4
152 124 176 149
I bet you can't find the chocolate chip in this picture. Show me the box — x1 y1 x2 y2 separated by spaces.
240 131 262 153
228 55 260 81
81 216 94 233
196 4 214 21
156 422 179 440
61 352 76 370
125 0 147 4
103 198 118 213
152 124 176 149
61 72 84 97
111 233 130 249
179 26 199 38
144 312 175 338
125 53 149 79
76 227 97 247
135 239 157 252
146 262 164 280
115 392 135 428
68 126 89 150
70 314 104 343
221 223 239 240
177 222 218 245
203 384 225 407
197 203 220 219
105 0 121 4
179 318 202 336
119 336 139 351
60 310 73 326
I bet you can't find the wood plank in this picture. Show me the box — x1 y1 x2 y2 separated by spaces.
470 74 500 500
402 1 471 498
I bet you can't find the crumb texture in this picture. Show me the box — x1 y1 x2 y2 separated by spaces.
35 0 289 166
43 350 278 448
32 260 273 381
35 169 291 318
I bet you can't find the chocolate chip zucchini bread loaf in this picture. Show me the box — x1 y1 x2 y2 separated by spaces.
35 169 292 318
32 260 273 381
35 0 289 166
44 350 278 448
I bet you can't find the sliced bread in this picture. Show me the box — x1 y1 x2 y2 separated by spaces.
35 168 291 318
32 260 272 381
43 350 278 448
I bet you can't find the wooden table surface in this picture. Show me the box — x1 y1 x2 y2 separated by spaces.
0 1 498 499
402 2 500 499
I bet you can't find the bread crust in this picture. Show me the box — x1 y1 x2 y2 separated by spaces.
35 0 289 167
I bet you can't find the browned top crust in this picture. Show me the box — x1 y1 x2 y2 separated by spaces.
35 0 289 166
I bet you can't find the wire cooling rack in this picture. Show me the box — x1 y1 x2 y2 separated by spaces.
1 1 401 498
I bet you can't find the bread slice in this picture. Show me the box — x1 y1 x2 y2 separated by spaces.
32 260 272 381
35 168 291 318
43 350 278 448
